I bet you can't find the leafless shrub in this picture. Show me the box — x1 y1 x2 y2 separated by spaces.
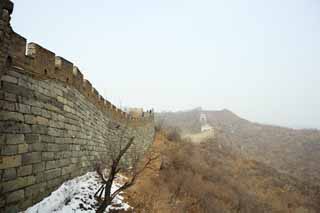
94 125 158 213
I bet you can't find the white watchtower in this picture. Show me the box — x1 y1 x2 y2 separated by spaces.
200 113 213 132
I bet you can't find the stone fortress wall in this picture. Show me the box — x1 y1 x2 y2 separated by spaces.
0 1 155 212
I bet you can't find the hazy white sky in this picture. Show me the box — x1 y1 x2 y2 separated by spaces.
12 0 320 129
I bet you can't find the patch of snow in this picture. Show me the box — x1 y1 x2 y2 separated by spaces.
21 172 131 213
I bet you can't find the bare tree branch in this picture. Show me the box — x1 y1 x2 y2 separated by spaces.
95 122 157 213
110 155 159 200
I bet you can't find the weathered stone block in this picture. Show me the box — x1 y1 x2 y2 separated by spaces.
22 152 41 165
25 182 46 198
31 125 48 134
4 92 16 102
34 172 44 183
1 75 17 84
24 114 36 124
57 96 67 104
73 145 80 151
5 134 24 144
2 168 16 181
47 144 59 152
0 111 24 122
16 103 31 114
48 127 63 137
71 151 80 157
25 134 40 144
59 159 70 167
61 173 71 182
1 145 17 155
40 135 54 143
19 197 33 210
53 88 63 97
42 152 54 161
61 166 72 176
0 155 21 169
49 120 64 129
28 143 44 152
17 165 32 176
47 101 61 113
56 151 72 159
46 177 63 190
0 121 31 133
41 109 51 119
55 137 70 144
35 116 49 126
45 160 59 170
18 78 32 88
18 143 28 154
71 158 78 164
18 97 42 108
59 144 69 151
3 176 35 192
6 190 24 203
6 71 26 80
33 191 51 204
0 100 15 111
57 114 65 122
71 169 82 178
30 107 42 116
44 168 61 180
63 151 72 158
63 105 74 113
33 162 45 174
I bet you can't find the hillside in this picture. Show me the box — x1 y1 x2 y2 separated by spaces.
156 109 320 186
126 133 320 213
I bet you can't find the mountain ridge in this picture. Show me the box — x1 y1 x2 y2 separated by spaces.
156 108 320 186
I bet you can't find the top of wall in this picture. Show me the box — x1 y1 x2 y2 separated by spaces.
2 0 153 125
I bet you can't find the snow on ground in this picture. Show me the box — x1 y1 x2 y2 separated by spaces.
22 172 131 213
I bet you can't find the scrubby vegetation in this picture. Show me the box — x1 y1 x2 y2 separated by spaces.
157 109 320 186
126 131 320 213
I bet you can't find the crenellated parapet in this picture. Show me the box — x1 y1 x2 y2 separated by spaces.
1 1 153 125
0 2 155 212
0 0 14 74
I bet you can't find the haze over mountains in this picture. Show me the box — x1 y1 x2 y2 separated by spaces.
156 108 320 186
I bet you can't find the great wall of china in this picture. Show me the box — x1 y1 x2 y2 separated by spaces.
0 1 155 212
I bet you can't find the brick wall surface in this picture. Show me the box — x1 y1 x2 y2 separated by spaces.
0 1 155 212
0 67 155 212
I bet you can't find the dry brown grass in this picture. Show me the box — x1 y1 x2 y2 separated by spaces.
125 132 320 213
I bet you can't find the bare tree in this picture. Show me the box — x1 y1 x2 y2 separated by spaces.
95 132 158 213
